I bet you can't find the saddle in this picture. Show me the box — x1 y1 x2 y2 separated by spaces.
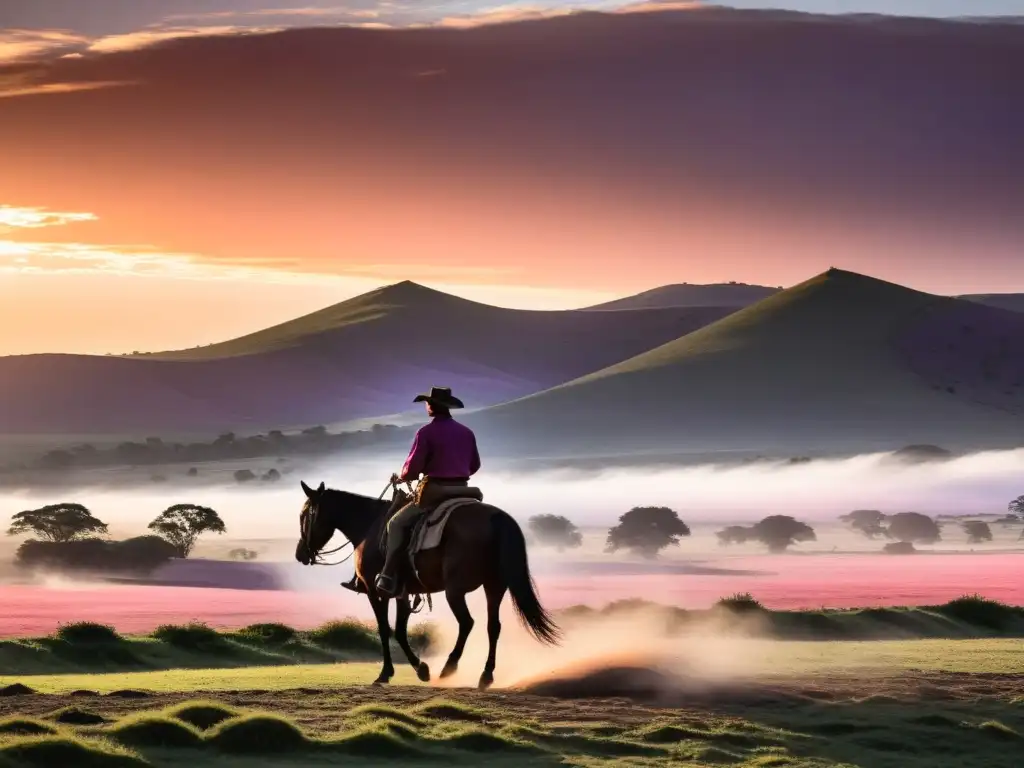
409 486 484 554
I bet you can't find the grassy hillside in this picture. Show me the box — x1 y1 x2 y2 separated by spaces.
585 282 780 310
0 282 734 436
469 269 1024 456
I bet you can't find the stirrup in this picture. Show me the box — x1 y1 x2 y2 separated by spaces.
375 574 399 596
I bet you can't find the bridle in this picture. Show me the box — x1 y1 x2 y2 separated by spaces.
302 478 412 567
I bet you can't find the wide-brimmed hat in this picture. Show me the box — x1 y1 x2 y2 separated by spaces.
413 386 464 409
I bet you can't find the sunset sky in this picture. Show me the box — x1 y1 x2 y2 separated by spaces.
1 2 1022 355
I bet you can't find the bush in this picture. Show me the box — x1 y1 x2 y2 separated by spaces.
234 469 256 483
15 536 177 575
306 620 379 653
151 622 228 652
234 623 296 644
54 622 121 645
937 594 1015 629
716 593 764 613
883 541 916 554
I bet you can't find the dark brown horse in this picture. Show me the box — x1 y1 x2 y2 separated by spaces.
294 480 560 689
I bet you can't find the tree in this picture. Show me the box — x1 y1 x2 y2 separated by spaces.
1008 495 1024 520
148 504 226 558
605 507 690 559
839 509 889 539
885 512 941 544
6 503 108 543
527 515 583 551
749 515 816 553
716 526 752 546
962 521 992 544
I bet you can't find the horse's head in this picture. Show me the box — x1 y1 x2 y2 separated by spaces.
295 480 335 565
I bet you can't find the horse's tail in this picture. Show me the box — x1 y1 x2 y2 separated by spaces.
493 511 561 646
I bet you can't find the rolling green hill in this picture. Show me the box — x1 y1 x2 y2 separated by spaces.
468 269 1024 457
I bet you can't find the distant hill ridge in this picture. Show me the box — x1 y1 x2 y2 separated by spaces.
464 268 1024 457
0 281 735 434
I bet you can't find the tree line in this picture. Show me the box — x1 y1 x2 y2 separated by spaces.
527 494 1024 557
6 502 228 574
14 425 406 474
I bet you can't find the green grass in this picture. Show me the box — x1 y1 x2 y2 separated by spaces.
2 598 1022 681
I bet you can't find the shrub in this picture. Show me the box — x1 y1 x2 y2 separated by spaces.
54 622 121 645
306 620 379 653
151 622 228 651
883 541 917 554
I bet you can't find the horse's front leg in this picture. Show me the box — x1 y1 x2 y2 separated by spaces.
395 597 431 682
369 594 394 684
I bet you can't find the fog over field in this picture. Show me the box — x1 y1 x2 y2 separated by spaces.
3 448 1024 539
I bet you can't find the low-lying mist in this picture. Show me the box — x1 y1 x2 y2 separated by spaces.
4 448 1023 541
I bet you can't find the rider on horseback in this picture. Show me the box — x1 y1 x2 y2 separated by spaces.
341 386 481 596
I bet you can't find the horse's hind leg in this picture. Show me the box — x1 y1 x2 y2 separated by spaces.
395 597 431 682
479 579 507 690
440 588 475 679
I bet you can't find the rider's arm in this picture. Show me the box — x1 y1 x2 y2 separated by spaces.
399 426 429 482
469 434 481 476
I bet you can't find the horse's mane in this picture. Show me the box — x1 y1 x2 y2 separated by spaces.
319 487 392 546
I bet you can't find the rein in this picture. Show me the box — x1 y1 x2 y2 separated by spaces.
306 478 411 567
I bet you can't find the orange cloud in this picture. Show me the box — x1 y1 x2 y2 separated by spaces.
0 30 87 63
0 205 97 232
88 25 283 54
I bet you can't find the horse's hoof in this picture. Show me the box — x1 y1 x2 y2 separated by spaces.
373 675 392 686
416 662 431 683
440 661 458 679
478 672 494 690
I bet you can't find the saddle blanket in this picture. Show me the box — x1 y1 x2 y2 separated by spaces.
410 497 481 554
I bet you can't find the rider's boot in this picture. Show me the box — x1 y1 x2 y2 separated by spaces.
375 528 408 597
340 574 365 593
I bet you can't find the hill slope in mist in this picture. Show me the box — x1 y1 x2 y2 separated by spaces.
0 282 734 435
466 269 1024 457
585 282 780 310
964 294 1024 313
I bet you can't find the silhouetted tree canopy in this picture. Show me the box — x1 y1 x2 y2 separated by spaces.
527 514 583 551
148 504 226 558
962 521 993 544
839 509 889 539
15 535 177 574
606 506 690 559
715 525 752 546
751 515 816 553
7 503 108 543
885 512 941 544
1008 495 1024 520
883 541 917 555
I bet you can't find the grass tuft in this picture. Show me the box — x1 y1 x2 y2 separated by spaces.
976 720 1022 740
0 683 35 697
205 713 309 753
108 714 204 749
716 593 765 613
0 718 57 736
163 701 239 730
233 623 297 645
305 620 379 653
333 724 425 758
439 726 542 754
0 736 148 768
54 622 122 645
413 699 488 723
346 704 423 728
936 595 1016 629
151 622 230 652
49 707 108 726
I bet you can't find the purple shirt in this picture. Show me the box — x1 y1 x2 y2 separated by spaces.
400 416 481 481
